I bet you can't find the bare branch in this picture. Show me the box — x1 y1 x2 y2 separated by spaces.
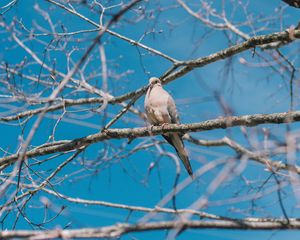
282 0 300 8
2 110 300 169
2 219 300 239
1 29 299 122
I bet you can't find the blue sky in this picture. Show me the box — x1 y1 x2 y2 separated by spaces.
1 0 300 239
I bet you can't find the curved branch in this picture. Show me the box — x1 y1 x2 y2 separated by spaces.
1 110 300 168
2 219 300 239
163 30 300 84
282 0 300 8
1 30 299 122
100 29 300 109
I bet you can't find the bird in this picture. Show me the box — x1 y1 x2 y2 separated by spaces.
144 77 193 176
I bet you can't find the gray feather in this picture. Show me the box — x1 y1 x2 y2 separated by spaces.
144 77 193 176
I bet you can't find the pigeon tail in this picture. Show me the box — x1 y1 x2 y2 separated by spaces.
163 134 193 177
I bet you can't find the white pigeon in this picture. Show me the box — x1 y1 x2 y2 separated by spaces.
144 77 193 176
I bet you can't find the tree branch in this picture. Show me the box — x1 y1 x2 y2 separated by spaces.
1 30 299 122
282 0 300 8
45 0 178 63
1 110 300 168
2 219 300 239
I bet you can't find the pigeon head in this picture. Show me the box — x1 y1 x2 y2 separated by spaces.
149 77 161 86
